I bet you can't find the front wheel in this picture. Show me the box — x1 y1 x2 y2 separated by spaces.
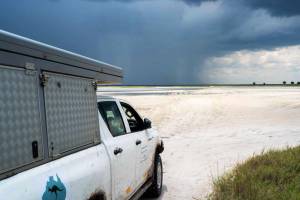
146 154 163 198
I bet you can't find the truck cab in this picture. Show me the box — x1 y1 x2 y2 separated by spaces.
98 96 164 200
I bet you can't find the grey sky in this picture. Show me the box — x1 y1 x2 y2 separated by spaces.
1 0 300 84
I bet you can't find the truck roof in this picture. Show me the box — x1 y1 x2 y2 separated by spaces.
97 95 117 101
0 30 123 83
97 96 132 107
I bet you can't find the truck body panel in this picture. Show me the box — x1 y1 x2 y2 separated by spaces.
0 145 111 200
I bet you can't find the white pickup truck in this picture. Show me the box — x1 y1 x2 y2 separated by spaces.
0 30 164 200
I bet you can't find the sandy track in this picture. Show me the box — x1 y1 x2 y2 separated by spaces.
100 87 300 200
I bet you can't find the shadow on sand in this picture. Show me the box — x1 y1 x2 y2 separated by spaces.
141 185 168 200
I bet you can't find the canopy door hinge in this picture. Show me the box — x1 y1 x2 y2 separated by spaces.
92 81 98 91
39 73 50 87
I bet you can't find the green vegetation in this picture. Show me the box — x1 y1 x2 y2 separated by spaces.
208 146 300 200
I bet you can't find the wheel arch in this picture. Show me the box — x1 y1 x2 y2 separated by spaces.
87 190 107 200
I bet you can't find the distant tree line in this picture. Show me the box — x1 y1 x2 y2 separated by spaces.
283 81 300 85
251 81 300 86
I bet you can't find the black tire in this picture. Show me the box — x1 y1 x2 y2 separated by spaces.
146 154 163 198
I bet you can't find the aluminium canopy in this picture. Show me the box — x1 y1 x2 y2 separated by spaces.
0 30 123 83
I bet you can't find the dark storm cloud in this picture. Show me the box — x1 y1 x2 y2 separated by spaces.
244 0 300 17
179 0 300 17
84 0 300 17
173 0 300 17
1 0 300 84
84 0 214 3
179 0 216 5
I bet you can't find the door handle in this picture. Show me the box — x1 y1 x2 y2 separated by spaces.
136 139 142 145
114 147 123 155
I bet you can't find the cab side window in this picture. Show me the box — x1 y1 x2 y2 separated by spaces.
98 101 126 137
121 102 144 133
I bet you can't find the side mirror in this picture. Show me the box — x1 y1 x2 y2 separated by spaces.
144 118 152 129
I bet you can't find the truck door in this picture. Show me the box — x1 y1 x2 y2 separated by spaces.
0 65 44 179
120 102 154 188
98 101 137 200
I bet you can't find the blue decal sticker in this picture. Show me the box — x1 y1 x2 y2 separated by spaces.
42 175 66 200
